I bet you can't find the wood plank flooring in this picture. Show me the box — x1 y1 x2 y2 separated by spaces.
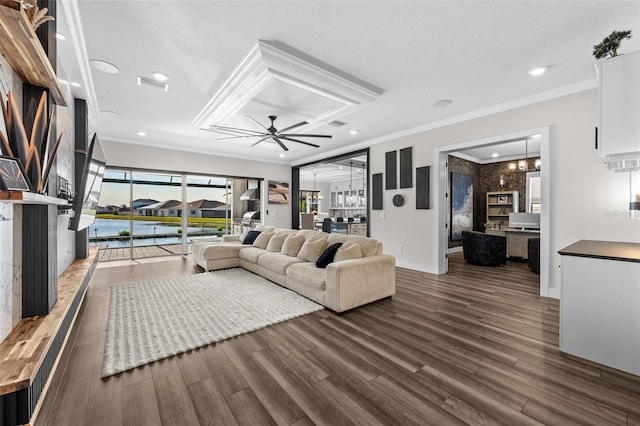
35 254 640 425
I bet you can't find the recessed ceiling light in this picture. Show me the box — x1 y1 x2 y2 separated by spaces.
433 99 453 108
137 131 146 136
528 66 548 76
90 59 120 74
338 166 343 170
349 129 358 135
492 153 499 158
279 153 285 158
70 82 81 87
151 71 169 82
55 32 66 40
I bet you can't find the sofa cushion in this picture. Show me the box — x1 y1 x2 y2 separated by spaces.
327 234 379 257
297 229 321 241
258 252 305 275
243 230 261 245
253 232 274 249
281 234 306 257
316 242 343 268
254 225 275 232
239 246 267 263
334 241 363 262
297 236 328 263
286 262 326 290
266 232 288 252
200 242 243 259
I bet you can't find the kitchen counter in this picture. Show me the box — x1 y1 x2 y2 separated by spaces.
559 240 640 376
558 239 640 263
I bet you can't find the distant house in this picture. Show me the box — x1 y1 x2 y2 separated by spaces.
136 199 228 218
131 198 159 209
186 199 227 218
137 200 182 217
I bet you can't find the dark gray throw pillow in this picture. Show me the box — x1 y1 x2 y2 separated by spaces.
243 230 262 245
316 242 343 268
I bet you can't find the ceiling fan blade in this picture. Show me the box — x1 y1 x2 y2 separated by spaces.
210 125 265 135
271 135 289 151
249 136 271 147
279 133 332 138
246 116 269 131
280 136 320 148
216 134 267 141
278 121 308 133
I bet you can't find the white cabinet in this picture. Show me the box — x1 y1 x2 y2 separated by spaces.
596 51 640 164
559 240 640 376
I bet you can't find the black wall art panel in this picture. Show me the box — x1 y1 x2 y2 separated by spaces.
385 151 396 190
400 147 412 188
416 166 430 209
372 173 383 210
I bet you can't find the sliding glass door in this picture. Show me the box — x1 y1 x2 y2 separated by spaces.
92 167 256 261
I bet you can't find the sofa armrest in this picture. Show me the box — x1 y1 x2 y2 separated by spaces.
324 255 396 312
222 235 241 242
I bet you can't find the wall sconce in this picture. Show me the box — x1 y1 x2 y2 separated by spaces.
499 174 505 188
535 158 541 169
509 162 516 171
518 160 527 171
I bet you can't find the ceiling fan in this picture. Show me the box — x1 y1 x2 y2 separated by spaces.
209 115 332 151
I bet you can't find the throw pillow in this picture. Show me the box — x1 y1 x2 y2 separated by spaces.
316 242 343 268
242 230 261 245
238 230 249 243
334 241 363 262
297 237 328 263
253 232 274 249
281 234 305 257
266 233 288 252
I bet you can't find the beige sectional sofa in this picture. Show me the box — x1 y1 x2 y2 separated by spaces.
191 226 396 313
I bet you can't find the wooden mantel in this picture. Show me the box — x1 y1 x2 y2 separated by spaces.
0 4 66 106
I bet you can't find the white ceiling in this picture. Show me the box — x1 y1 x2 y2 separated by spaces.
56 1 640 165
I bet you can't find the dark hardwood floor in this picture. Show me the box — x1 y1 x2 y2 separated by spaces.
35 253 640 425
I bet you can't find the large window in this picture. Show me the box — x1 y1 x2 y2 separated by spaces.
90 168 256 261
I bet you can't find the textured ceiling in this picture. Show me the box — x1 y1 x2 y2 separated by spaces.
57 1 640 165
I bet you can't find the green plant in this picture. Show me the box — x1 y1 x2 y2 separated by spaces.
0 91 63 192
593 30 632 59
217 225 225 232
177 228 182 234
118 230 130 236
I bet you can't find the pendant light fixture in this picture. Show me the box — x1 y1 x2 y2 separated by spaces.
349 161 354 207
509 138 541 172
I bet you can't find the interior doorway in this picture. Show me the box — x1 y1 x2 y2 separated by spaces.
435 127 552 298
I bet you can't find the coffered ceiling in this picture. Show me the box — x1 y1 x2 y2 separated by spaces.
56 1 640 165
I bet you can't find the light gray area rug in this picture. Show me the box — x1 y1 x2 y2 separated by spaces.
102 268 323 377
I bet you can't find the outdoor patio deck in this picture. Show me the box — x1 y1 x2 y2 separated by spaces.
97 244 191 261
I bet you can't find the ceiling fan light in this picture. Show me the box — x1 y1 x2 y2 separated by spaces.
152 71 169 81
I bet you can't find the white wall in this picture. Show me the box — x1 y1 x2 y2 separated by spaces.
101 141 292 229
369 89 640 289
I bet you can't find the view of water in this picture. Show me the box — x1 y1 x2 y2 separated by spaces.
89 218 224 248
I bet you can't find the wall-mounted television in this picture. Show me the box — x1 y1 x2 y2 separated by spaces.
68 134 106 231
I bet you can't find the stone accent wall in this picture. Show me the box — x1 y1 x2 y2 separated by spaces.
448 155 538 248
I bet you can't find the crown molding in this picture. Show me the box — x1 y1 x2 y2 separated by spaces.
191 40 383 132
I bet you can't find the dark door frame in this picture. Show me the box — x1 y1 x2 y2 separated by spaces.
291 148 370 233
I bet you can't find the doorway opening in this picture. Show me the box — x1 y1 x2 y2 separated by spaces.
292 149 369 236
435 127 551 297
